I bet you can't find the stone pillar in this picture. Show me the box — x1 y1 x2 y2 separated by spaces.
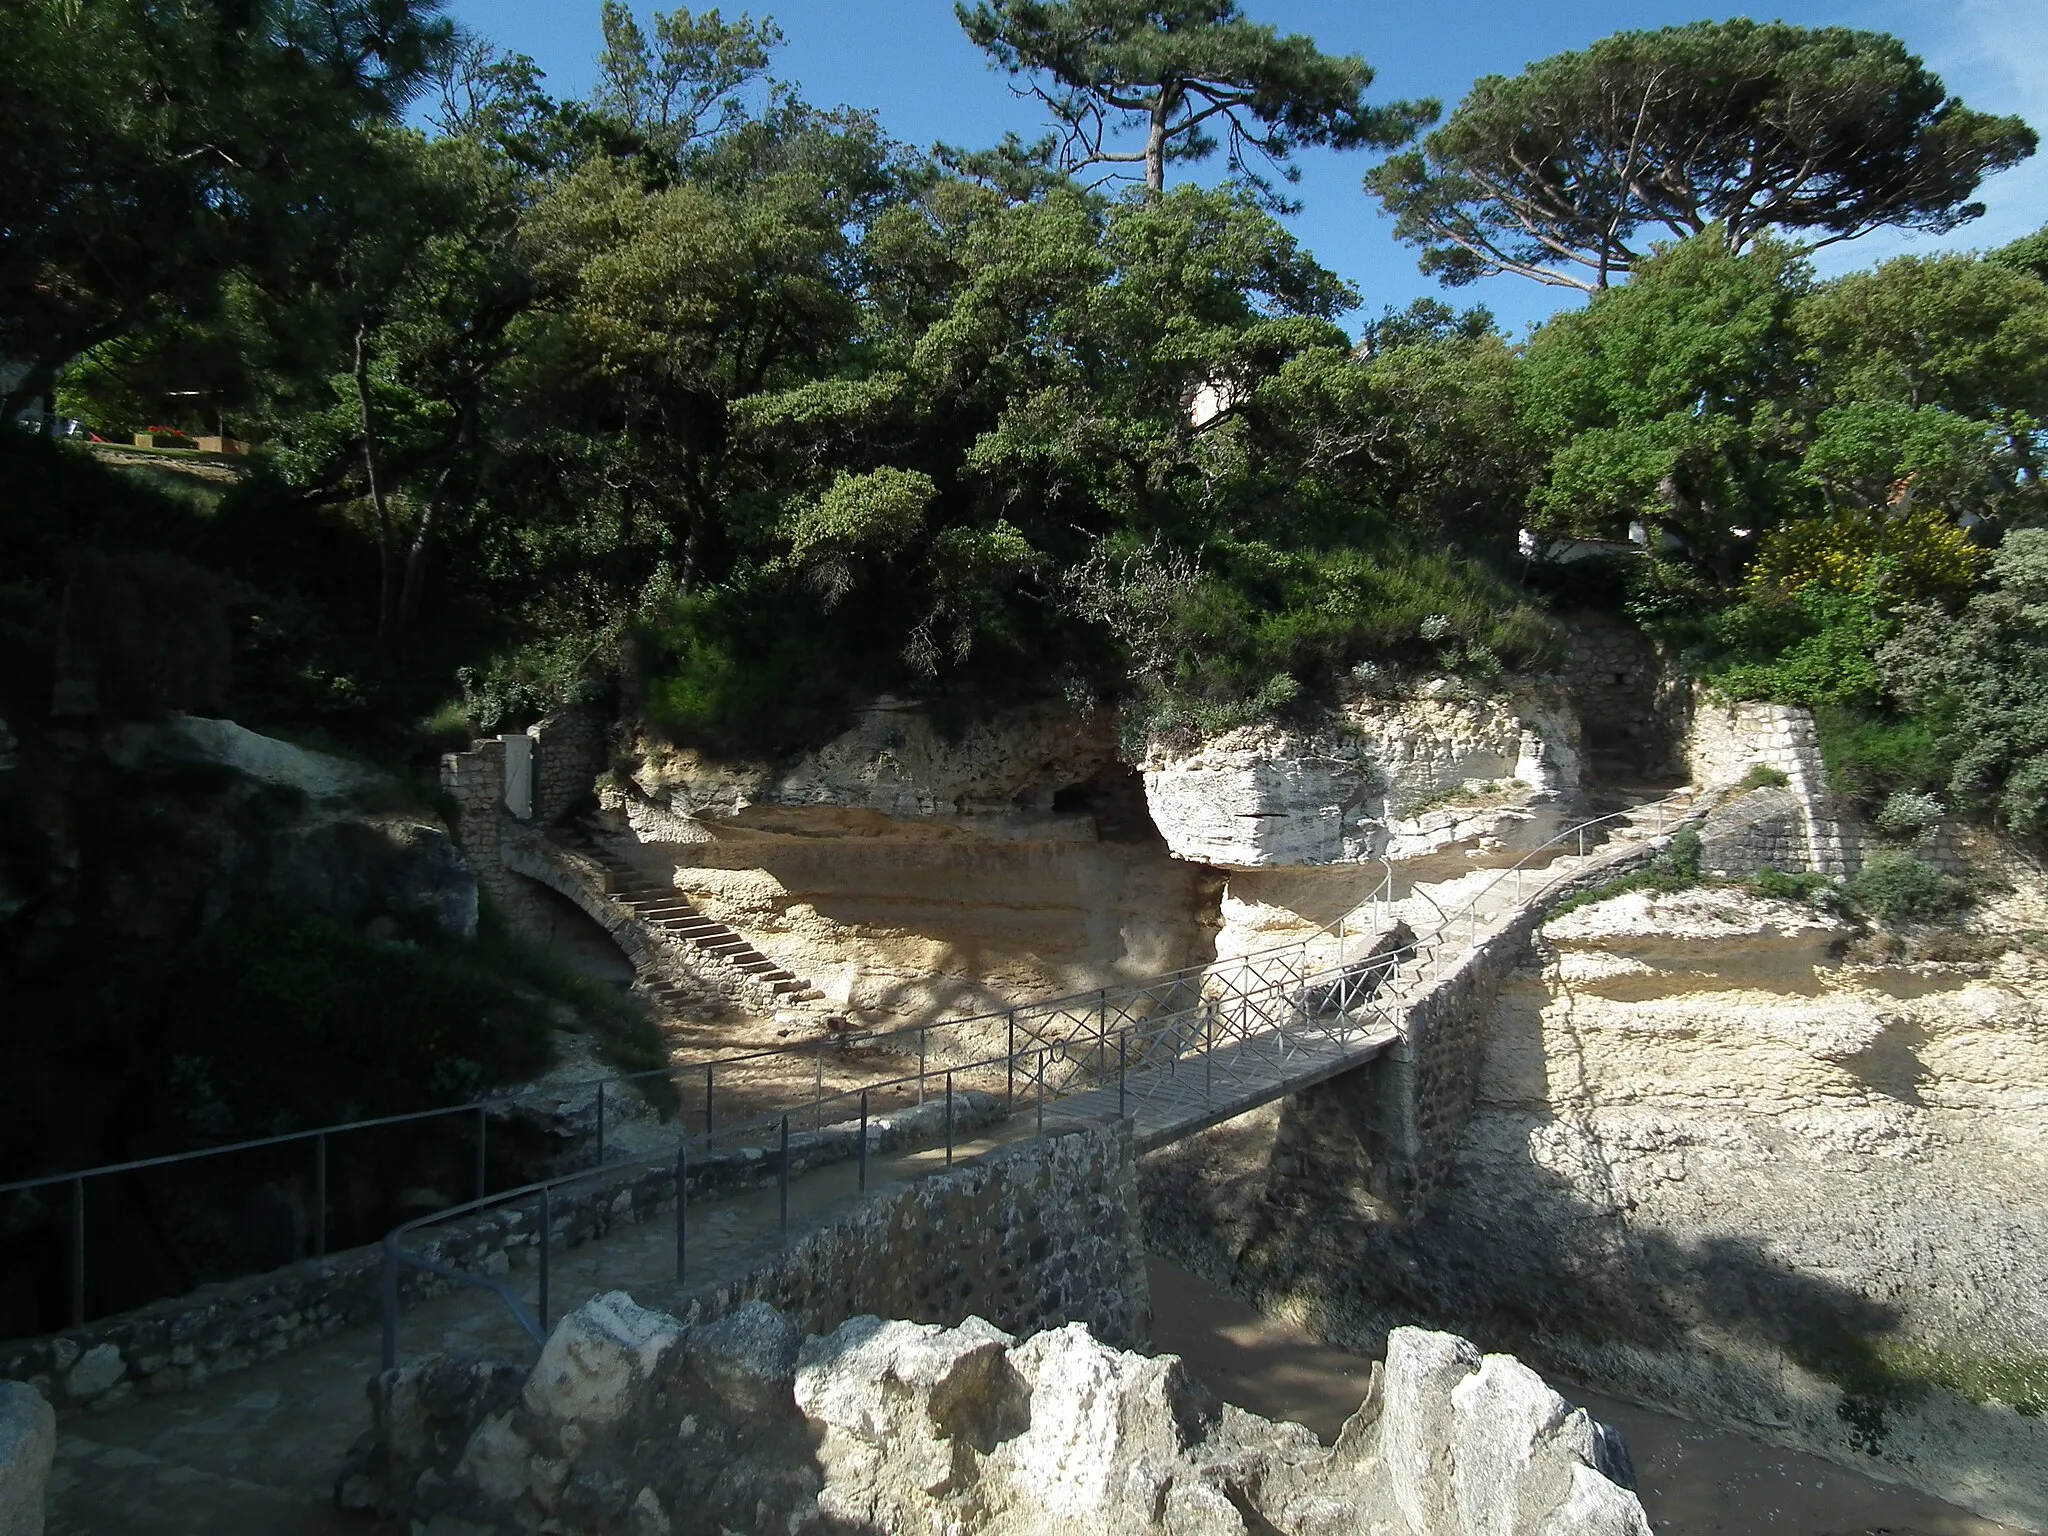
529 710 609 826
441 737 550 935
500 733 533 820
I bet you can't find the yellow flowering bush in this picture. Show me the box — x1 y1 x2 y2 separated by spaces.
1747 505 1985 603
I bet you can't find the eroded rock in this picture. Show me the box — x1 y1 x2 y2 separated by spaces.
0 1382 55 1536
371 1297 1648 1535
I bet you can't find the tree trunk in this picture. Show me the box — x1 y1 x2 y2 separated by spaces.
1145 84 1181 193
352 322 399 668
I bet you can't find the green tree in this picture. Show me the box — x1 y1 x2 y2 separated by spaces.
1518 232 1811 562
1884 529 2048 836
1368 20 2036 291
956 0 1431 209
0 0 453 419
592 2 783 158
1796 250 2048 521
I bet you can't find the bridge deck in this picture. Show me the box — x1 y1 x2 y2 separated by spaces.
1049 1020 1402 1152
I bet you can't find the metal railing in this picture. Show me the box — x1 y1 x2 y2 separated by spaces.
6 786 1704 1345
378 935 1415 1368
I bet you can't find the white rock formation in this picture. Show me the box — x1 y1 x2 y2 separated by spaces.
1140 683 1580 870
0 1382 55 1536
522 1291 684 1426
628 696 1117 825
378 1298 1651 1535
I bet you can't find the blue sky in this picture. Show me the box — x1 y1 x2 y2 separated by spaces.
445 0 2047 338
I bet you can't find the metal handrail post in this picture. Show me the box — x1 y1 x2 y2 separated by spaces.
858 1090 869 1192
1036 1049 1045 1135
778 1115 790 1234
313 1133 328 1259
945 1073 954 1166
813 1040 823 1132
705 1063 715 1143
1118 1031 1126 1118
1006 1012 1015 1107
70 1177 85 1329
918 1029 927 1106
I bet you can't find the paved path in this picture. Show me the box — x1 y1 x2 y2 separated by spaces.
43 1120 1038 1535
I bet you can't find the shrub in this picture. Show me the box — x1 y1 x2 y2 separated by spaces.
1848 852 1972 924
1749 867 1845 908
1814 707 1949 811
1738 762 1790 791
1873 789 1946 839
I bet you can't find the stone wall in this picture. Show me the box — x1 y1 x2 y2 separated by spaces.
1558 621 1687 781
531 710 609 826
672 1118 1148 1349
1683 693 1906 879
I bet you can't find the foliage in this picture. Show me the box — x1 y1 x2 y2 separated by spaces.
1695 588 1891 712
1847 851 1972 923
956 0 1432 208
1748 867 1840 905
1882 529 2048 836
1814 708 1949 812
1519 234 1810 555
1873 789 1947 839
1744 504 1984 603
1550 828 1702 917
1737 763 1790 791
157 912 553 1134
1367 19 2036 291
0 0 454 418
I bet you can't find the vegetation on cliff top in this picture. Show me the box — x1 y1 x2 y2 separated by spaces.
5 0 2040 809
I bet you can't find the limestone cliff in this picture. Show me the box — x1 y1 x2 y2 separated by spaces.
1143 878 2048 1531
1138 679 1582 871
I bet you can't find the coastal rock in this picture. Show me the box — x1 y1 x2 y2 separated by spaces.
375 1296 1650 1535
0 1383 55 1536
1140 684 1580 869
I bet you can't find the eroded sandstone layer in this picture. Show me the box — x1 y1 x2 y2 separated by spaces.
1144 883 2048 1529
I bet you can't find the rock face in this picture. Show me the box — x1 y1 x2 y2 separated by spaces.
366 1296 1649 1535
1145 882 2048 1531
628 695 1119 824
0 1382 55 1536
607 699 1217 1028
1140 682 1580 870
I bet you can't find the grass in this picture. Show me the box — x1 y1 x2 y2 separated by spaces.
1548 829 1703 918
1736 762 1790 792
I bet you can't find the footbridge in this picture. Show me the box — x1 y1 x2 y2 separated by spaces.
380 784 1706 1359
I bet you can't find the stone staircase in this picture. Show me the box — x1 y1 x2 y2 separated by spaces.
553 828 826 1014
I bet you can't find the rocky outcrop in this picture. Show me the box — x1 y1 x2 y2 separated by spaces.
1147 881 2048 1530
0 1382 54 1536
1140 681 1580 870
627 696 1119 825
363 1295 1649 1535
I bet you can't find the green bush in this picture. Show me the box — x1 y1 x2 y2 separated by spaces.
1815 708 1951 811
159 913 557 1134
1848 852 1972 924
1749 867 1842 906
1738 762 1790 791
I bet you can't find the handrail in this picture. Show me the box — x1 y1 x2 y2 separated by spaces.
11 784 1695 1341
378 939 1412 1370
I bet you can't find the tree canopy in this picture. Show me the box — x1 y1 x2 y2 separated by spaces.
1367 19 2037 290
956 0 1432 208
